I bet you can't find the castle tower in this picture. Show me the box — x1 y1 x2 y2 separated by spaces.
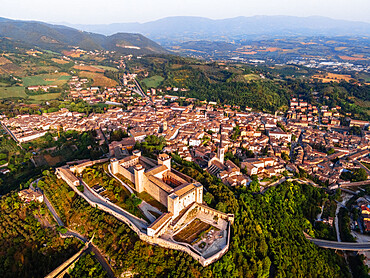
134 164 145 193
111 158 120 175
162 121 168 132
167 193 180 217
195 183 203 204
158 153 171 171
217 137 225 164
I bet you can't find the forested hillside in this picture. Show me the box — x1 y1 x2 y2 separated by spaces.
32 161 350 277
0 193 81 277
129 55 370 119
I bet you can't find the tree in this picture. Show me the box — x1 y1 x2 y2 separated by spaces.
249 175 260 192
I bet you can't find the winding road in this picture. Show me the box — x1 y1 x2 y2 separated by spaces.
307 237 370 251
44 194 64 226
39 183 116 277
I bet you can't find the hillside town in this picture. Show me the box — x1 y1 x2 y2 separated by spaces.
2 88 369 191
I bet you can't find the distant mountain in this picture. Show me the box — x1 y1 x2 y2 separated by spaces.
0 17 169 55
66 16 370 45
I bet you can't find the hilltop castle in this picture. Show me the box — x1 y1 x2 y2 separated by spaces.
111 151 203 217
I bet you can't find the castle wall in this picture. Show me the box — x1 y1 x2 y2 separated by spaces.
117 165 135 183
158 158 171 171
144 178 169 207
178 190 197 212
134 167 145 192
71 158 110 175
196 187 203 203
168 195 179 216
57 168 232 267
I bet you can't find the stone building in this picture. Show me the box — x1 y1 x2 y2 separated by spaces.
111 152 203 217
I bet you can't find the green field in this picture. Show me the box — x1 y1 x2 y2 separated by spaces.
357 73 370 83
142 75 164 88
0 86 27 98
96 65 119 72
22 74 71 87
354 99 370 115
244 74 261 81
29 93 61 102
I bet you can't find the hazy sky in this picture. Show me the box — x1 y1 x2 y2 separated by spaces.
2 0 369 24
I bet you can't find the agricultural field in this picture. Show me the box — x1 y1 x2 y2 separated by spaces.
244 74 261 81
173 218 212 244
79 71 118 87
29 93 61 102
0 58 21 74
32 153 63 167
354 99 370 115
142 75 164 88
95 65 119 72
339 55 368 61
22 73 71 87
356 72 370 83
51 58 70 64
137 191 167 213
311 73 355 83
73 65 105 72
0 86 27 98
43 154 63 166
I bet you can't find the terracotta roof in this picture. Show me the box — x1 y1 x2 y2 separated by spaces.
145 165 168 176
174 183 196 197
148 212 173 231
58 168 79 184
119 155 138 164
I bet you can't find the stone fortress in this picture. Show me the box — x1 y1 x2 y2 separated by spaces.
57 150 234 266
111 151 203 217
110 151 234 254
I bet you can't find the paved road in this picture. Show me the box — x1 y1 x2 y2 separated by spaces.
132 78 148 99
357 161 370 176
139 201 163 223
261 177 288 193
44 194 65 226
316 205 324 222
42 186 115 277
334 194 352 242
90 243 116 278
340 188 358 195
308 237 370 251
261 177 319 194
64 229 88 243
107 164 134 194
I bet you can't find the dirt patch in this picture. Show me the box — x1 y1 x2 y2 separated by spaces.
44 154 63 166
74 65 105 73
52 58 70 64
173 218 211 244
79 71 118 87
339 55 367 61
0 57 12 65
312 73 355 83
